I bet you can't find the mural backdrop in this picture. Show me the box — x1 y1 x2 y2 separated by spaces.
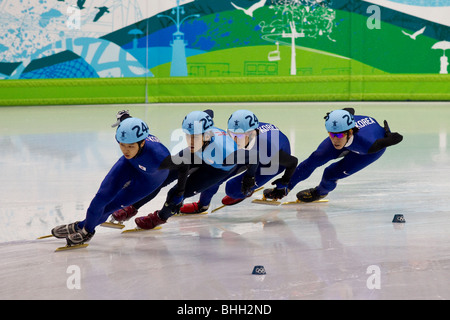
0 0 449 103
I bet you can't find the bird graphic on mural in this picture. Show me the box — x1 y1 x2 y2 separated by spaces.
231 0 266 17
77 0 86 10
93 6 110 22
401 26 426 40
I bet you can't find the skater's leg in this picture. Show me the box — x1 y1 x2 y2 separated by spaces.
158 166 232 220
317 150 385 195
76 158 135 232
132 170 179 209
79 166 169 232
225 167 284 199
198 184 221 207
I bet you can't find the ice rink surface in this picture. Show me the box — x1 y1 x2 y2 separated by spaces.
0 102 449 300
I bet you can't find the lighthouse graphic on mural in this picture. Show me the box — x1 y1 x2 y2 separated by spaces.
157 0 200 77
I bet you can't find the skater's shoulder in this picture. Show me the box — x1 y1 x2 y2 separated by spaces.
145 134 162 144
354 115 379 130
140 135 170 159
258 122 279 132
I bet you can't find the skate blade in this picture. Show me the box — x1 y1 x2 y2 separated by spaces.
122 226 162 234
100 221 126 229
174 211 208 217
37 234 53 239
55 243 89 252
281 199 329 205
251 198 281 206
253 186 264 193
211 204 226 213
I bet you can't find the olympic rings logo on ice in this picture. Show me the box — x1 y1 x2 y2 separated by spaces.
252 265 266 275
254 267 265 274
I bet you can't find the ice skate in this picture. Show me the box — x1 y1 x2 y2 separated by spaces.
134 210 166 230
54 227 95 252
66 227 95 246
251 196 281 205
221 195 246 206
221 188 258 206
112 205 138 222
211 187 264 213
252 187 284 205
262 186 289 200
178 202 209 215
51 221 81 239
55 243 89 251
101 205 138 229
296 187 327 203
211 195 247 212
281 198 329 205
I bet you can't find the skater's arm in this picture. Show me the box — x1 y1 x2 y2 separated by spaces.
368 120 403 154
264 151 298 198
158 154 190 196
224 149 259 195
274 150 298 185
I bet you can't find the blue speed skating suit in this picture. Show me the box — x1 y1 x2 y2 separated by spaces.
197 122 297 205
288 115 390 196
77 135 171 232
131 127 238 219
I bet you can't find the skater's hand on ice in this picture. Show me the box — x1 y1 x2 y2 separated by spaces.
270 178 290 199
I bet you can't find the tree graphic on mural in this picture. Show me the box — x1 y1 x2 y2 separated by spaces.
258 0 336 75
